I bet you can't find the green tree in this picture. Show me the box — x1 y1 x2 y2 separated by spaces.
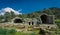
4 12 11 22
10 11 16 19
0 15 4 22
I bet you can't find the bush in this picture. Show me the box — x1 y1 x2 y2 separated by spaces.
8 29 16 34
30 33 37 35
0 28 17 35
55 19 60 23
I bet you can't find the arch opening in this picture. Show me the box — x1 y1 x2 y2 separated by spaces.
40 14 48 24
14 19 23 23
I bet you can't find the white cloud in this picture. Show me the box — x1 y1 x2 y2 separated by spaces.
18 9 22 12
0 7 22 15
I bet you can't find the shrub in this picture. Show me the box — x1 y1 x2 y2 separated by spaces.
0 28 17 35
8 29 17 34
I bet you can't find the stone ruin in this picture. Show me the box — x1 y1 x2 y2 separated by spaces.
0 13 57 32
40 13 55 24
11 13 57 28
39 13 57 35
12 17 23 23
11 13 55 25
39 13 57 33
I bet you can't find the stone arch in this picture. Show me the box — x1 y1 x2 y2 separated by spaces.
40 13 48 24
12 17 23 23
14 18 23 23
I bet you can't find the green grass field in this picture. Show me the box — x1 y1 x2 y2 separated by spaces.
55 19 60 35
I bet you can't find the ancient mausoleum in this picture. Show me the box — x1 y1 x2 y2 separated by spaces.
2 13 57 32
11 13 56 27
40 13 55 24
12 17 23 23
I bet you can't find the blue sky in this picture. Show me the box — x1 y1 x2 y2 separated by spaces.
0 0 60 14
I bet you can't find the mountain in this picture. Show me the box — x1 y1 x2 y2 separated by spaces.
0 7 22 15
25 7 60 19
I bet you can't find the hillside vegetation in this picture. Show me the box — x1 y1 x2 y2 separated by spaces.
24 7 60 19
0 7 60 22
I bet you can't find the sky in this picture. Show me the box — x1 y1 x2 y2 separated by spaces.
0 0 60 14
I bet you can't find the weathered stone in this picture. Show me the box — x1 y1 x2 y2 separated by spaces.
48 15 54 24
40 13 55 24
12 17 23 23
40 13 48 24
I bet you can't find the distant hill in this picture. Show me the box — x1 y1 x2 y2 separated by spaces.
0 7 60 23
25 7 60 19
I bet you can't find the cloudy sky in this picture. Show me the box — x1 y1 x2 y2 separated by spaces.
0 0 60 14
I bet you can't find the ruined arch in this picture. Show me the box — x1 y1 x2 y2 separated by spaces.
12 17 23 23
40 14 48 24
14 18 23 23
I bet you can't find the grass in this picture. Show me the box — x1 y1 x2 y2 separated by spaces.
55 19 60 23
0 27 38 35
15 32 38 35
55 19 60 35
55 19 60 28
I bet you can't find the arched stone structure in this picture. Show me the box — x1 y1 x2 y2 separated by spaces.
40 13 55 24
14 19 23 23
12 17 23 23
40 13 48 24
